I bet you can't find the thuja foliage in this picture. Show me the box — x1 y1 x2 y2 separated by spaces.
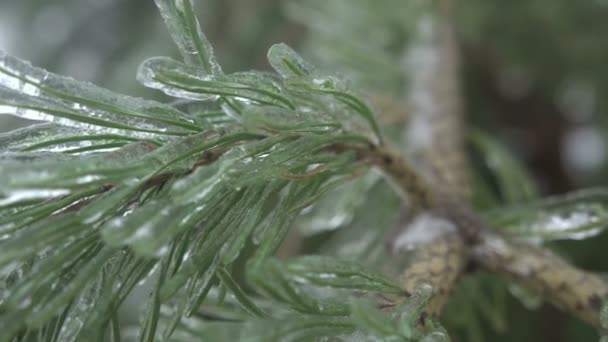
1 1 608 341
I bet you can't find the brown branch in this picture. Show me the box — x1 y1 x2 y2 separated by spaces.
403 1 470 200
371 145 608 327
472 231 608 328
371 143 608 328
365 145 435 209
400 232 468 318
384 0 473 322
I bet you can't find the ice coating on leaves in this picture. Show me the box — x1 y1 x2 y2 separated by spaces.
279 71 382 142
0 241 108 338
297 172 379 235
524 207 605 240
154 0 223 75
267 44 382 141
0 123 138 154
98 132 357 260
57 280 102 342
178 314 354 341
488 189 608 241
140 43 382 141
0 3 405 341
242 105 339 135
0 142 157 200
102 200 201 257
283 255 403 294
139 57 296 110
227 71 295 109
0 51 201 138
319 179 399 267
221 186 275 264
246 258 350 315
138 56 217 101
268 43 315 78
102 202 166 247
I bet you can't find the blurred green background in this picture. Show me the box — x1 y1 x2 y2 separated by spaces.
1 1 607 341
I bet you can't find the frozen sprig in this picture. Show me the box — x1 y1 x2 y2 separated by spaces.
153 0 223 75
486 188 608 241
0 20 388 338
0 52 204 140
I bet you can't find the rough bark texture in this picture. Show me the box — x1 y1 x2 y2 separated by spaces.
473 232 608 327
400 232 468 318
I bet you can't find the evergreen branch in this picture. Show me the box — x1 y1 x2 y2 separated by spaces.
2 1 608 341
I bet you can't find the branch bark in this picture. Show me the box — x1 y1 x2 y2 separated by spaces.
472 231 608 327
377 0 608 331
389 0 472 319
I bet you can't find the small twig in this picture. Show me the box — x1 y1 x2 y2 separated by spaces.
361 144 435 209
